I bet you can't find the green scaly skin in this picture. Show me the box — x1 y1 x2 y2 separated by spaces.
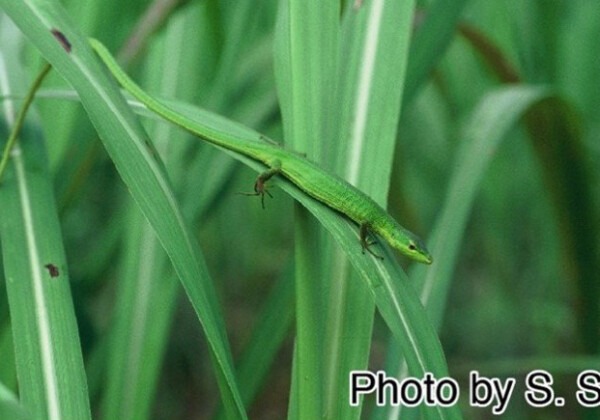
89 39 432 264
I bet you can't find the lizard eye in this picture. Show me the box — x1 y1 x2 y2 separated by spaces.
408 243 416 251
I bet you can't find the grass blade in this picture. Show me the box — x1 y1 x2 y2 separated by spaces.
322 1 417 419
415 86 549 327
0 1 247 417
0 383 34 420
100 9 203 420
403 0 470 105
274 1 340 418
460 24 600 353
374 85 549 420
101 204 178 420
0 17 91 420
214 264 294 420
0 326 16 391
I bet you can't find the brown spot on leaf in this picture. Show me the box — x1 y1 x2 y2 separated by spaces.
44 263 59 278
51 29 71 53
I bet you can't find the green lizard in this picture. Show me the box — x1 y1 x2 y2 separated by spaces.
89 39 433 264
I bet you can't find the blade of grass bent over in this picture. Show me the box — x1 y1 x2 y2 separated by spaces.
414 86 550 326
374 86 549 420
0 1 247 417
460 25 600 353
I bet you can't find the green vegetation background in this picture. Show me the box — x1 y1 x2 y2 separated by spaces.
0 0 598 419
